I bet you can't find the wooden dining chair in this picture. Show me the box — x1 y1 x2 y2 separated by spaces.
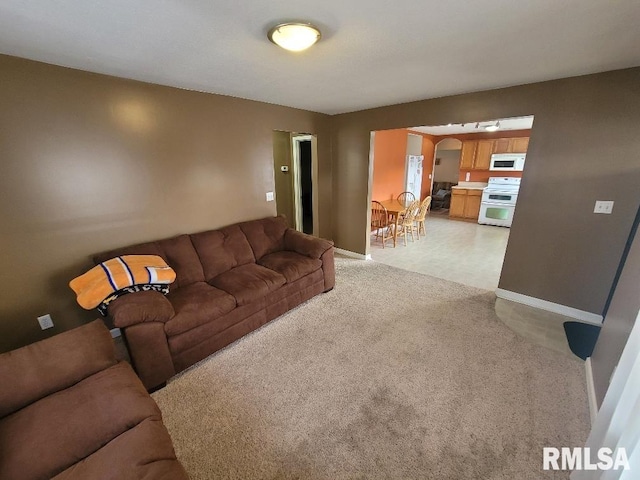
397 191 416 207
395 200 420 246
413 196 432 239
371 201 394 248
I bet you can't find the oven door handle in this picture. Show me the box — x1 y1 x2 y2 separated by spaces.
481 201 516 207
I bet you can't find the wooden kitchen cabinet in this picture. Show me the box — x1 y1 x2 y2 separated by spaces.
460 141 476 170
510 137 529 152
492 138 511 154
474 140 493 170
463 190 482 219
492 137 529 154
460 140 493 170
450 189 482 220
449 189 466 218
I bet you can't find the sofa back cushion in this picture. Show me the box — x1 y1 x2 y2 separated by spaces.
0 320 116 418
155 235 206 287
239 216 288 260
94 235 205 289
191 225 255 281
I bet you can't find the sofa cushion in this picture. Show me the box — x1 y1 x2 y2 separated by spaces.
93 235 205 289
0 320 116 419
52 417 188 480
0 362 159 480
239 216 288 260
155 234 205 288
191 224 255 281
167 299 266 356
165 282 236 336
210 263 286 306
258 251 322 283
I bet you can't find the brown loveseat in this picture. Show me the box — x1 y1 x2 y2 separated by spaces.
94 215 335 391
0 320 187 480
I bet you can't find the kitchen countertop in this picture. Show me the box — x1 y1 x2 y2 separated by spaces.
452 182 487 191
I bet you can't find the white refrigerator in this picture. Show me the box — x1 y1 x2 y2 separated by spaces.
404 155 423 201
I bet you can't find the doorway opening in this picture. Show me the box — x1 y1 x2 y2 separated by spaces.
292 135 314 235
430 138 462 214
367 115 534 291
272 131 318 235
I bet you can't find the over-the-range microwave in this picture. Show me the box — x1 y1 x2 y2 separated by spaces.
489 153 526 171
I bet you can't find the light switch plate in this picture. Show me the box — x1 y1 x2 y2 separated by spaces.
37 314 54 330
266 192 274 202
594 200 614 214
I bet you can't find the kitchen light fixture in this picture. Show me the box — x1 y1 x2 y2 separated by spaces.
485 121 500 132
268 22 321 52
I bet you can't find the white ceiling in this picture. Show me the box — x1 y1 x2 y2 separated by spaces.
411 116 534 136
1 1 639 115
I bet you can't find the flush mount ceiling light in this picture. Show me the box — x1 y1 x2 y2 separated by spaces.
268 22 321 52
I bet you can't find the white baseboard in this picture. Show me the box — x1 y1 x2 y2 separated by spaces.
495 288 603 325
585 357 598 425
334 247 372 260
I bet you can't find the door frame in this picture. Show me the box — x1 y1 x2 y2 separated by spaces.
572 309 640 479
291 134 317 235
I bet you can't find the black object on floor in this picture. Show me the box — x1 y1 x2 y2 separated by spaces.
563 322 601 360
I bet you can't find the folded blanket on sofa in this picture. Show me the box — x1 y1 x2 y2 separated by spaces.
70 255 176 310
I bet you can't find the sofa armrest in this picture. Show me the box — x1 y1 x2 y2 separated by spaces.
284 229 334 259
0 320 116 418
123 322 176 390
107 291 175 329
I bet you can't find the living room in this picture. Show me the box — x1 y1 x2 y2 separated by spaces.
1 1 639 479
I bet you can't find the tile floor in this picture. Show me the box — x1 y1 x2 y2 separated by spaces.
370 214 510 291
368 214 575 357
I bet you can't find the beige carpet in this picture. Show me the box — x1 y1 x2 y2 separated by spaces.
152 258 590 479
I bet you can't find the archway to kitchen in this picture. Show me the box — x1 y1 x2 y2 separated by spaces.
367 115 534 291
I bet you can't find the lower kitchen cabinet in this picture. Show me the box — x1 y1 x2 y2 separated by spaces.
450 190 466 217
463 191 482 219
450 189 482 221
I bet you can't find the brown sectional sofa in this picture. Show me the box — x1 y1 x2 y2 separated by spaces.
95 215 335 390
0 320 187 480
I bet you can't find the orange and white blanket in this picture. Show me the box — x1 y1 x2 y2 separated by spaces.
70 255 176 310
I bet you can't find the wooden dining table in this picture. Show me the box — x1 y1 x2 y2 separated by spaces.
378 199 408 217
377 199 408 247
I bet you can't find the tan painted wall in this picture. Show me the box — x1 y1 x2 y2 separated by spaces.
590 222 640 406
0 54 332 352
272 131 294 227
331 68 640 315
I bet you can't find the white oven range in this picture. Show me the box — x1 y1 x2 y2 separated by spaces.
478 177 521 227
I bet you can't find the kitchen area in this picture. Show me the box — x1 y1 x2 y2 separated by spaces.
368 116 534 291
450 139 528 227
421 118 532 228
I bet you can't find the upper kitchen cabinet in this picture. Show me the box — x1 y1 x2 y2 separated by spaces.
510 137 529 152
474 140 493 170
492 137 529 154
460 141 476 169
460 140 494 170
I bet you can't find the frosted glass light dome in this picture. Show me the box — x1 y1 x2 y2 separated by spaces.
268 23 321 52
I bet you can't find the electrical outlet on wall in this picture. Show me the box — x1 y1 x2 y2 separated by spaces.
266 192 274 202
37 314 54 330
